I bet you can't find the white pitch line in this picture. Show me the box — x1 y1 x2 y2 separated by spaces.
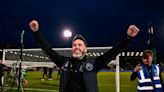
24 88 59 92
5 87 59 92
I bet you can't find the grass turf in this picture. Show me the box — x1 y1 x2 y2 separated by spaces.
4 71 164 92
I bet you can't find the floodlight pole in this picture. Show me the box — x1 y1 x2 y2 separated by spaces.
18 30 25 92
147 21 153 50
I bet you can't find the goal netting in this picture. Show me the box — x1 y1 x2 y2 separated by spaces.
2 47 143 92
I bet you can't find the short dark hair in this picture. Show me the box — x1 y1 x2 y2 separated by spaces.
72 34 87 46
142 50 153 59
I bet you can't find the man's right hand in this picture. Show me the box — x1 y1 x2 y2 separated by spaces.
134 63 142 72
29 20 39 32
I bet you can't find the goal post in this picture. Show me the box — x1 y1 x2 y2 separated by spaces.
2 47 143 92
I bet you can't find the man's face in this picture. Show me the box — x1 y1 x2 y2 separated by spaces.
142 55 153 66
72 39 87 59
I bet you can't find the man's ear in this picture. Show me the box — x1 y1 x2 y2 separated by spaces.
84 48 87 53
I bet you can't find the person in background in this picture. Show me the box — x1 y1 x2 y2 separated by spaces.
0 51 5 91
48 68 53 80
131 50 164 92
41 67 48 81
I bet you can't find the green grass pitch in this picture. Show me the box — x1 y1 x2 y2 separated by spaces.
5 71 164 92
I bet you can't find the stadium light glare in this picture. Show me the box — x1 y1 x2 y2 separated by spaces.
127 52 130 56
96 53 100 56
63 29 72 38
135 52 139 56
122 52 125 56
140 52 143 56
130 52 134 56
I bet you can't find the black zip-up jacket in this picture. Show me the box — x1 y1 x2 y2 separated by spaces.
33 31 132 92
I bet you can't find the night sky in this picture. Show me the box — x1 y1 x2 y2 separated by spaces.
0 0 164 55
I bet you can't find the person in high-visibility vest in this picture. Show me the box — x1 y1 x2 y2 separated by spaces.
131 50 164 92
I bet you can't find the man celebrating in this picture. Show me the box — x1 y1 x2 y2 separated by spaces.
29 20 139 92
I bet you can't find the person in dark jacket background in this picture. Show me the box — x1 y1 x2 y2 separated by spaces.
29 20 140 92
48 68 53 80
41 67 48 81
0 51 5 91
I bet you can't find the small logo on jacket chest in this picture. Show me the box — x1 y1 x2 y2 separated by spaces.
85 63 94 71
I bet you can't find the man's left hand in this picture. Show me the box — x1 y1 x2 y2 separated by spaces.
127 25 140 37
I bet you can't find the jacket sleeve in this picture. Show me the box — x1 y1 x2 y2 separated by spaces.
94 36 132 71
130 71 138 81
33 31 66 67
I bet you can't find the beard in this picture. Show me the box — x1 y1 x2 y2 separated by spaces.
72 52 85 59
